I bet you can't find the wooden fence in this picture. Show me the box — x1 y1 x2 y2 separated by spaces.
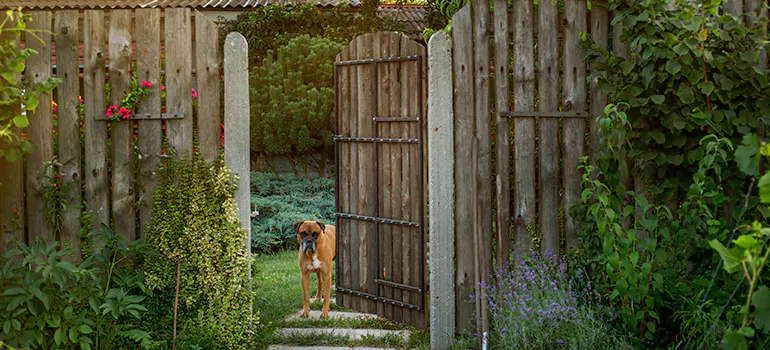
0 9 251 261
427 0 768 347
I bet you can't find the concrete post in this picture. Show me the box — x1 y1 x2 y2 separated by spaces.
427 31 456 350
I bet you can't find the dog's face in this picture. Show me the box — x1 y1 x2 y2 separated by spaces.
294 220 326 254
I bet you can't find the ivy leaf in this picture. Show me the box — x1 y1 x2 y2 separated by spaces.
720 77 735 91
25 95 39 111
699 81 715 96
673 43 689 56
666 60 682 74
708 239 743 274
8 61 24 73
677 85 695 104
722 332 748 350
1 72 15 83
740 50 759 63
753 285 770 333
650 95 665 104
668 154 684 165
665 33 678 47
19 141 34 154
735 133 760 177
683 37 699 51
4 149 18 163
12 115 28 128
733 235 759 249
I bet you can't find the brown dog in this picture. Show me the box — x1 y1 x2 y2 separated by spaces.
294 220 336 318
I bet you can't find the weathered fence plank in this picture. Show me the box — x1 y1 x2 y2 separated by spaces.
335 45 350 309
381 32 396 322
109 10 136 242
224 32 251 255
513 0 536 258
348 37 362 313
452 4 476 334
136 8 162 239
428 31 455 350
84 10 109 232
25 11 55 244
538 0 560 256
195 10 221 162
55 10 82 258
562 0 587 250
493 0 510 271
590 1 609 161
165 8 194 156
724 0 744 20
358 33 377 315
0 26 24 251
411 34 428 329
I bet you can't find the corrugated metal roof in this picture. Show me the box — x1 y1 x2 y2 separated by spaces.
0 0 361 9
376 5 427 42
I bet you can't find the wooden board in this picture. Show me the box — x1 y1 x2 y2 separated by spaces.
335 45 350 309
25 11 55 244
164 8 194 156
136 8 162 239
513 0 536 259
538 0 560 257
590 0 609 161
358 33 376 315
0 25 24 251
195 10 222 162
83 10 110 234
563 0 587 250
378 32 394 321
348 37 361 312
109 10 136 242
493 0 511 271
451 5 476 334
55 10 82 258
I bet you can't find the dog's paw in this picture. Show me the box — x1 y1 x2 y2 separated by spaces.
300 310 310 318
320 310 330 319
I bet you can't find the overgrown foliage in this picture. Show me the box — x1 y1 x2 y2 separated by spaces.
144 153 254 349
250 171 335 253
0 8 61 162
250 35 342 176
573 0 770 347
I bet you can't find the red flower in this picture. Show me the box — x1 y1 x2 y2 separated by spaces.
52 106 58 113
191 88 198 99
141 81 154 88
106 105 118 117
118 107 131 120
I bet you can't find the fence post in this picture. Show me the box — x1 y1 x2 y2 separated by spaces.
427 31 456 350
224 32 251 262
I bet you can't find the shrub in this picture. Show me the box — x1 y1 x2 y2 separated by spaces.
144 153 254 349
250 171 335 252
249 35 343 177
481 252 633 350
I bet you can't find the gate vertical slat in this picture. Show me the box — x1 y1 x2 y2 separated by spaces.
334 46 350 309
513 0 536 258
378 32 395 322
451 5 477 334
473 0 492 336
55 10 82 258
165 8 194 156
402 35 416 327
25 11 55 245
395 34 410 326
590 1 609 161
136 8 162 239
195 10 222 163
493 0 511 272
0 23 25 250
562 0 587 250
537 0 560 257
415 38 429 330
348 38 361 313
109 10 136 242
84 10 109 233
612 16 632 231
361 33 377 315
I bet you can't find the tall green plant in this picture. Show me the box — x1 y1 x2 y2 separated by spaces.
0 8 61 162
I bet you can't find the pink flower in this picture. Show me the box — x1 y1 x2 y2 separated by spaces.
52 106 58 112
118 107 131 120
106 105 118 117
79 97 84 103
141 81 154 88
161 85 166 91
191 88 198 99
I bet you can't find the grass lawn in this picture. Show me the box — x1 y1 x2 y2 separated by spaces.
251 249 429 349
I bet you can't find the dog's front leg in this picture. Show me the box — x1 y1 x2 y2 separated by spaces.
314 271 323 302
321 271 331 318
300 272 311 318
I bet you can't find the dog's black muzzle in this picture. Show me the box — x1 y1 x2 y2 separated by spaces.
302 238 316 254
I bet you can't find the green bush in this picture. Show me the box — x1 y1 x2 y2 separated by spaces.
250 171 335 253
250 35 343 176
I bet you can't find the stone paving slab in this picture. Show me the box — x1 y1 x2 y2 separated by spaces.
285 310 381 321
275 328 410 341
268 346 396 350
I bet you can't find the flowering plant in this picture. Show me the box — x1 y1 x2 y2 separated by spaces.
105 76 153 121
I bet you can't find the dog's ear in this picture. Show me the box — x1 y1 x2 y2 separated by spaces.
316 221 325 232
293 220 304 233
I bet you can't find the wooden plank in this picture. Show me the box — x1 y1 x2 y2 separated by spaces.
335 45 350 309
55 10 82 259
452 5 476 334
414 35 429 330
399 35 414 326
359 34 376 315
381 32 397 322
563 0 587 251
493 0 510 271
745 0 767 80
84 10 109 234
348 37 361 312
723 0 744 22
590 1 609 161
419 36 428 330
427 30 455 348
537 0 559 257
513 0 536 259
25 11 55 245
165 8 194 156
473 0 492 336
109 10 135 242
0 26 24 252
195 10 221 163
136 8 162 240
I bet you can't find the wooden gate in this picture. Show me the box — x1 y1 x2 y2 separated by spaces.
333 32 427 328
